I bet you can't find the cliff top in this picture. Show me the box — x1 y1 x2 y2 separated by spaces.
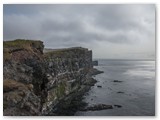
44 47 90 58
3 39 44 61
3 39 91 61
4 39 43 50
44 47 89 53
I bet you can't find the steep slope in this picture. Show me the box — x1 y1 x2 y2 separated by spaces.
3 39 102 116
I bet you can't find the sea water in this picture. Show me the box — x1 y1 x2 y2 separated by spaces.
75 59 155 116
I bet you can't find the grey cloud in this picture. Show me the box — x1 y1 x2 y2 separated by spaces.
3 4 155 59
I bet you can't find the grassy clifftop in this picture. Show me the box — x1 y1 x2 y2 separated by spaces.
44 47 89 58
3 39 44 61
4 39 43 51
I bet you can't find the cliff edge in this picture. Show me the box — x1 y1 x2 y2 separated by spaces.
3 39 102 116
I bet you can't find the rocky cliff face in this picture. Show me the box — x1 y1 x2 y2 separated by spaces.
3 39 101 116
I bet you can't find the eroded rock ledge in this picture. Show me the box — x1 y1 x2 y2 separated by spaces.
3 39 102 116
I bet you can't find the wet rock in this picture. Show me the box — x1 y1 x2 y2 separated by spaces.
83 78 97 86
117 91 124 94
114 105 122 108
97 85 102 88
113 80 123 83
89 68 104 76
80 104 113 111
92 61 98 66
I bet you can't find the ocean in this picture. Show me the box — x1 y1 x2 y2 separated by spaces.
75 59 155 116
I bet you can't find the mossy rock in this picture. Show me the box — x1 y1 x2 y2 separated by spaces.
47 83 66 102
3 79 29 92
3 100 9 110
3 49 11 61
56 82 66 98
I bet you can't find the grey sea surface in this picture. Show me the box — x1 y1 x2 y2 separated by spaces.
75 59 155 116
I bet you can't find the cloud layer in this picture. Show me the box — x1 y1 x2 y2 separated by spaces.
3 4 155 59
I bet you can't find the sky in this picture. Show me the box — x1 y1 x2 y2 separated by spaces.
3 4 155 59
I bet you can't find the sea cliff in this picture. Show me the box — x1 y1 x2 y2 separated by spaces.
3 39 103 116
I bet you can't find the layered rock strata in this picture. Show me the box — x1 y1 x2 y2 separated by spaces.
3 39 102 116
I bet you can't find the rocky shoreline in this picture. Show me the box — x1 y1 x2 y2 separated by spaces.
48 70 103 116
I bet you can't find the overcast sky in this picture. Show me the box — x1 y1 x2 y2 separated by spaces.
3 4 155 59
